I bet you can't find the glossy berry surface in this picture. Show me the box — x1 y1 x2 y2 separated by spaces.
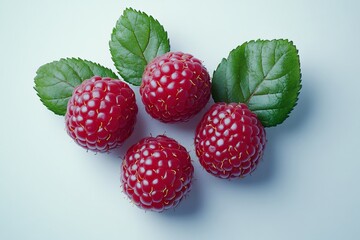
121 135 194 212
195 103 266 179
65 76 138 152
140 52 211 122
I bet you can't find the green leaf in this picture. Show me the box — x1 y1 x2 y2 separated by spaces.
212 39 302 127
109 8 170 86
34 58 118 115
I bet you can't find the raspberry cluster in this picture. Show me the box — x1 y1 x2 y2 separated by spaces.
63 53 266 212
34 7 303 215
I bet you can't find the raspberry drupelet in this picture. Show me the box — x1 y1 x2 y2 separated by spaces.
195 103 266 179
65 76 138 152
140 52 211 123
121 135 194 212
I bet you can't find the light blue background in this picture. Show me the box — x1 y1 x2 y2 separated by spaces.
1 0 359 239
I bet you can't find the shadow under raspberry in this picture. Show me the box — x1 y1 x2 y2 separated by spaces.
160 172 204 217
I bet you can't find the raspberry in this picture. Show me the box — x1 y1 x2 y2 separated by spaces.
65 76 138 152
121 135 194 212
140 52 211 122
194 103 266 179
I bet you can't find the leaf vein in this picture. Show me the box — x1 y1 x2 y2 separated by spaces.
244 50 292 104
121 17 147 61
63 61 85 84
252 92 283 97
263 50 291 80
264 67 296 81
253 106 289 111
36 78 74 88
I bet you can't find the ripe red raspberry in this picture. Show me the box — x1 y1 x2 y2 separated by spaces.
121 135 194 212
65 76 138 152
194 103 266 179
140 52 211 122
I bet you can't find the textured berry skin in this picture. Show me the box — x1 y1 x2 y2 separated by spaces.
121 135 194 212
65 76 138 152
195 103 266 179
140 52 211 122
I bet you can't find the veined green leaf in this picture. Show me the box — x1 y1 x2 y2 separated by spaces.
109 8 170 86
212 39 302 127
34 58 118 115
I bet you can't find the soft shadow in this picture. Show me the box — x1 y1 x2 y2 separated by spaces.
170 100 214 134
224 79 314 185
161 173 204 217
105 112 150 161
268 82 313 135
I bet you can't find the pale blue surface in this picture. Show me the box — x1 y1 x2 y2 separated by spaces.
1 0 360 239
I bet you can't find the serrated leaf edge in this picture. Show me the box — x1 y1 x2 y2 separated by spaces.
212 39 302 127
34 57 119 115
109 7 170 86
